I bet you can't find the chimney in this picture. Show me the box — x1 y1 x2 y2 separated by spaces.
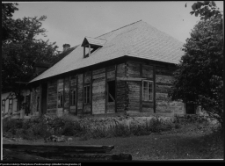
63 44 70 52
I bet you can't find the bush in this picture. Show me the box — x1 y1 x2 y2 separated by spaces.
3 116 176 140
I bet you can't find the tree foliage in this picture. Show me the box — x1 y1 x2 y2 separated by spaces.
171 1 223 126
2 3 59 106
188 1 222 20
2 3 19 41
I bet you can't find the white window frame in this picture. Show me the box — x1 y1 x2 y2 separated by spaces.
142 80 154 101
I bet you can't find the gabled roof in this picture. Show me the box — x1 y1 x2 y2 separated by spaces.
81 37 106 47
30 20 184 83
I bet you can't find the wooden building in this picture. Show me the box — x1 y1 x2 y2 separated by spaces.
28 20 188 118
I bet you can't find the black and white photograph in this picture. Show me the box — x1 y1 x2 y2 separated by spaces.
1 1 224 162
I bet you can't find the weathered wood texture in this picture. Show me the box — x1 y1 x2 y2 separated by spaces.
64 77 70 114
3 144 132 161
127 61 141 78
30 89 37 114
126 61 154 112
84 71 91 84
36 86 41 114
142 64 153 78
84 71 91 114
106 65 115 113
127 81 140 111
70 75 77 114
107 65 115 80
47 80 57 115
116 63 127 112
107 102 115 114
57 79 64 117
155 67 185 115
92 68 106 114
77 74 83 114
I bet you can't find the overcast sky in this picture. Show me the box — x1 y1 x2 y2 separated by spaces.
9 1 224 51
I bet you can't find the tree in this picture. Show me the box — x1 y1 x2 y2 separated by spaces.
171 1 223 128
2 3 18 41
2 3 59 109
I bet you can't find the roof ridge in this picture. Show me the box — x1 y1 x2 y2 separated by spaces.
96 20 142 38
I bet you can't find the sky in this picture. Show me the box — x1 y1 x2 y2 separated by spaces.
8 1 224 52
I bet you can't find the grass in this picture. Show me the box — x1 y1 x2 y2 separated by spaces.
3 114 224 160
3 115 175 140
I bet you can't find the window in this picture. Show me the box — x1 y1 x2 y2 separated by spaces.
70 89 76 106
2 100 5 113
57 92 63 108
8 98 13 115
142 80 153 101
84 85 91 104
107 81 115 103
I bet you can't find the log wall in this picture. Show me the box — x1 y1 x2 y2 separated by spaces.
155 67 185 116
116 63 126 112
64 77 70 115
84 71 91 114
92 68 106 114
77 74 83 114
70 75 77 114
47 80 57 115
57 79 64 117
106 65 116 114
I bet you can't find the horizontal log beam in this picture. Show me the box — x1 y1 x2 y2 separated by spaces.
3 144 114 154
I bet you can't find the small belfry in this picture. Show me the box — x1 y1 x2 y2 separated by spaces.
81 37 106 58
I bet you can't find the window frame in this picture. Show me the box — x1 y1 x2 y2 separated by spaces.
84 85 91 104
107 80 116 103
142 80 154 102
70 89 76 106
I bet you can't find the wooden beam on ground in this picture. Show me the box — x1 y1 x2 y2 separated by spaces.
3 144 114 154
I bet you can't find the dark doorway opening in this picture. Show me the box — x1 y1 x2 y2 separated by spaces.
107 80 115 103
41 83 47 115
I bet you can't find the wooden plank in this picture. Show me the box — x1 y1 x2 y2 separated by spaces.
77 74 83 112
84 71 91 84
64 77 70 109
155 67 174 76
117 77 146 81
91 71 93 115
155 92 169 101
92 73 106 115
117 63 126 78
142 101 154 108
127 61 140 78
155 84 172 93
153 66 156 113
115 64 117 113
3 148 132 161
155 75 174 85
105 67 107 114
142 64 153 78
3 144 114 154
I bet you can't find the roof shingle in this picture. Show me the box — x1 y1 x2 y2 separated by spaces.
30 20 184 83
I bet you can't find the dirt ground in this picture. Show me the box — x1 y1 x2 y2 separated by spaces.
3 123 224 161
